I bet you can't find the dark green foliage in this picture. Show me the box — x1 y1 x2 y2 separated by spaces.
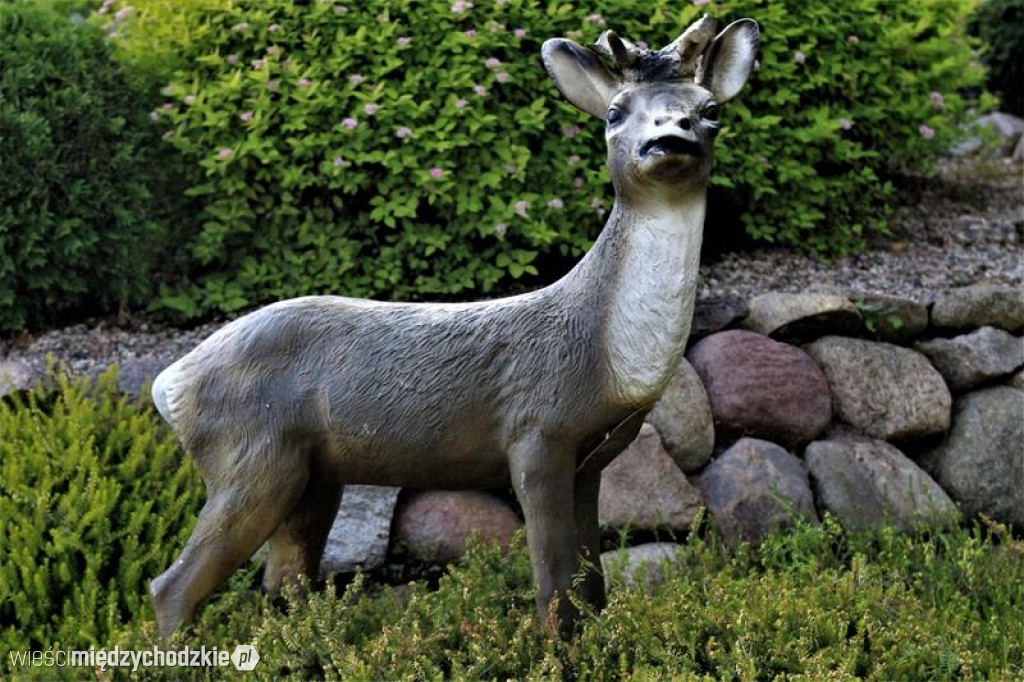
0 370 204 659
972 0 1024 115
0 3 178 332
110 0 985 318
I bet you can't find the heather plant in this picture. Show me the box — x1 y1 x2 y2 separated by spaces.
106 0 985 319
0 3 180 332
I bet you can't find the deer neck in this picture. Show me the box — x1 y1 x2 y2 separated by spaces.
564 189 706 408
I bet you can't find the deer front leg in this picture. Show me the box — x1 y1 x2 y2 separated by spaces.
508 432 580 637
573 470 606 612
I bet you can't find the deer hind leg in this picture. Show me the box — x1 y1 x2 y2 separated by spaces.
573 470 606 612
261 475 344 597
150 438 309 636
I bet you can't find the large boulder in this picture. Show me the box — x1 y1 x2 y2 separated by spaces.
804 336 951 442
915 327 1024 392
848 293 929 345
0 359 42 398
693 438 818 549
320 485 400 575
689 294 749 342
601 543 681 592
599 423 703 532
919 387 1024 527
392 490 522 564
90 356 174 399
687 330 832 449
741 292 862 344
645 360 714 472
930 283 1024 333
805 436 958 531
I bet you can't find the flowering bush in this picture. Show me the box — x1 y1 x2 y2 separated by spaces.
0 3 179 331
109 0 984 317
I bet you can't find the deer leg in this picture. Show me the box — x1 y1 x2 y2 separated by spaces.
508 432 580 636
573 470 606 611
150 446 308 636
262 477 344 596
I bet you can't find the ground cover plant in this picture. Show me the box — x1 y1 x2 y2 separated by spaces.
1 376 1021 679
96 0 986 320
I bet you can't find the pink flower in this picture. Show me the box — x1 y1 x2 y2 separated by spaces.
226 53 239 65
282 59 295 69
930 91 944 108
455 99 469 109
919 124 936 139
495 72 511 83
342 117 358 129
514 28 526 38
217 147 233 159
396 126 412 138
149 111 159 121
514 200 529 216
590 197 605 215
585 14 605 26
637 41 649 50
451 0 472 12
473 84 487 96
350 74 365 84
397 36 411 46
333 156 346 167
847 35 859 44
114 6 133 21
334 5 348 13
754 59 760 70
251 59 266 70
839 118 853 130
184 94 196 105
162 102 173 111
430 167 444 179
239 111 254 121
493 223 508 237
364 103 380 115
232 22 249 32
297 78 312 88
485 58 502 69
561 125 580 139
794 51 806 64
489 21 504 32
267 79 280 91
574 176 585 188
693 0 710 5
266 46 282 57
268 23 281 32
503 163 517 174
567 155 581 167
464 29 477 38
548 198 564 210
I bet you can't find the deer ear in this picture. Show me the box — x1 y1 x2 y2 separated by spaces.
542 38 620 119
698 19 759 104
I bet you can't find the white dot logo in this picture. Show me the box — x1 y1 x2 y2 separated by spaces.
231 644 260 671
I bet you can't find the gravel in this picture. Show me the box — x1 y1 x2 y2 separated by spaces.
2 158 1021 382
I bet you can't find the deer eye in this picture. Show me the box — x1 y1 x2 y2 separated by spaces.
606 107 623 125
702 103 719 121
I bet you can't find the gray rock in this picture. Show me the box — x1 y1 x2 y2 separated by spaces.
1009 369 1024 390
805 436 958 532
977 111 1024 155
804 336 951 442
601 543 681 592
0 359 42 398
646 360 715 472
690 294 749 341
320 485 400 575
392 490 522 564
1014 133 1024 162
687 330 832 449
915 327 1024 392
741 292 862 343
930 283 1024 332
599 423 703 531
102 356 173 399
848 293 929 345
919 387 1024 527
694 438 818 549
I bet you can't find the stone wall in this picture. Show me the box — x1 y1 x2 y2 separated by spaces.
322 281 1022 578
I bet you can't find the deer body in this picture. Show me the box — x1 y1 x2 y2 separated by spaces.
150 14 758 636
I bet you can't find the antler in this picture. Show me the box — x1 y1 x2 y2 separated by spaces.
591 14 720 83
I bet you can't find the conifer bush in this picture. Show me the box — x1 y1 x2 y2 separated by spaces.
105 0 985 319
0 370 203 658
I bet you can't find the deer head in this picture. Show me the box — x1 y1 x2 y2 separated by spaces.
542 15 759 202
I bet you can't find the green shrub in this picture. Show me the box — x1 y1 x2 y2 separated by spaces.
108 0 985 317
0 370 204 661
971 0 1024 116
0 3 180 332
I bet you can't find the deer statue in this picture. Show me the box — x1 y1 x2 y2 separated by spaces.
149 13 759 636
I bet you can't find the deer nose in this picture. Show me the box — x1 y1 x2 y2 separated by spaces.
654 113 691 131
